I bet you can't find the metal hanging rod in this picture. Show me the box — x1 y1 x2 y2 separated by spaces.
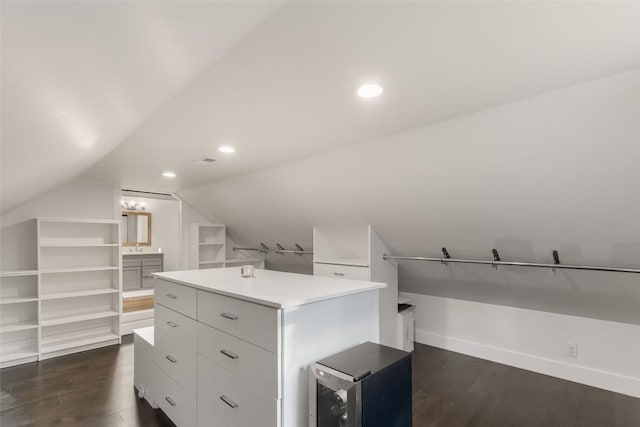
383 247 640 274
233 243 313 256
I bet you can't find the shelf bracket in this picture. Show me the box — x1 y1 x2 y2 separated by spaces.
295 244 305 256
259 243 269 254
275 243 286 255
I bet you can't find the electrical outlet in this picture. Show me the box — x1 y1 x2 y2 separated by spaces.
567 342 578 358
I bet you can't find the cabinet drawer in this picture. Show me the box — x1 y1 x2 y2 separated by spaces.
156 369 196 427
155 304 197 347
197 355 279 427
155 329 196 395
313 262 370 281
197 291 279 353
142 257 163 267
123 258 141 268
155 279 197 318
198 322 279 399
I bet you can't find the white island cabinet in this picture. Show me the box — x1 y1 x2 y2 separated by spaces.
150 267 384 427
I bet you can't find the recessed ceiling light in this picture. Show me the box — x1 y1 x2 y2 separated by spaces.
357 84 383 98
162 171 176 178
218 145 236 154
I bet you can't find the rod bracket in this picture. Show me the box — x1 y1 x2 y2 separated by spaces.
275 243 286 255
295 244 304 256
552 250 560 270
441 247 451 262
492 249 501 268
259 243 269 254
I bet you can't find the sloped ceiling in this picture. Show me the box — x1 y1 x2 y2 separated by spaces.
0 0 283 213
83 1 639 193
179 69 640 324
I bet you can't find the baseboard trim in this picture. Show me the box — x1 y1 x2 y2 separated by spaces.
416 329 640 398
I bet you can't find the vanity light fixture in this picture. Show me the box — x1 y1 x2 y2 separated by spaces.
162 171 176 178
121 200 145 210
357 84 383 98
218 145 236 154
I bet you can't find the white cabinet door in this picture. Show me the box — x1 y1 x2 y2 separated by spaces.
123 267 140 290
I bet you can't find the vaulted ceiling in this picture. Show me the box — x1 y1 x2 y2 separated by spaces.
2 1 639 213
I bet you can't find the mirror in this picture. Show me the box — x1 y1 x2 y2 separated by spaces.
121 211 151 246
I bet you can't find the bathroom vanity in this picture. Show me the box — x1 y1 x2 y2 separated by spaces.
123 253 163 290
147 267 384 427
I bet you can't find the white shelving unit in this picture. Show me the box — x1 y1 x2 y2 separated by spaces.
313 225 400 349
38 218 122 360
190 224 226 269
1 268 40 368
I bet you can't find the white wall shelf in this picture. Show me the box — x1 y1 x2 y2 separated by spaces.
41 331 119 354
224 258 264 266
0 297 38 305
41 288 119 300
313 258 369 267
40 266 120 274
41 310 120 327
36 218 122 361
0 270 38 277
40 243 119 248
0 322 39 333
0 351 39 364
190 224 226 269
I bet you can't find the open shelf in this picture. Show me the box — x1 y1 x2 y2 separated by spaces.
41 331 119 354
313 258 369 267
40 266 119 274
224 258 263 265
0 351 39 364
0 297 38 305
41 311 119 327
0 270 38 277
41 288 119 300
199 261 225 265
0 322 39 333
199 243 224 246
40 243 119 248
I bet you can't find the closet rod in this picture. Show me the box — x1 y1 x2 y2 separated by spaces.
382 254 640 274
232 246 313 255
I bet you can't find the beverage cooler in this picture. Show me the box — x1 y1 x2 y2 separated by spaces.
309 342 412 427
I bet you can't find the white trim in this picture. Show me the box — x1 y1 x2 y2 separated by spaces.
416 329 640 398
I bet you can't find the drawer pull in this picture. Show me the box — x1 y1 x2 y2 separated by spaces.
165 293 178 299
220 349 239 360
165 355 177 363
165 396 177 407
333 272 345 277
220 312 238 321
166 321 178 328
220 395 238 409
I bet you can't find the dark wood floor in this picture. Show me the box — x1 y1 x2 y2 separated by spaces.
1 338 638 426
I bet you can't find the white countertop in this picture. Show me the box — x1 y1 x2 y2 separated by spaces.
152 267 386 309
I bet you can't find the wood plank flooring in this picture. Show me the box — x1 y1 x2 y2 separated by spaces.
1 339 638 426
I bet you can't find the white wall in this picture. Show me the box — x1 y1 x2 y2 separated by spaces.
403 292 640 398
179 69 640 323
178 69 640 394
1 179 119 270
121 196 180 271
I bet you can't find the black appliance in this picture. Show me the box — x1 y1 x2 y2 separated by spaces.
309 341 412 427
